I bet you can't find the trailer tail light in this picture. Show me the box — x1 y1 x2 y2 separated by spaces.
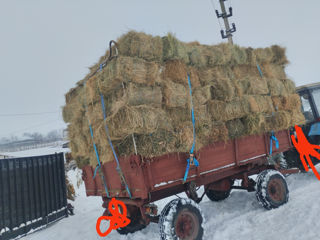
144 204 158 216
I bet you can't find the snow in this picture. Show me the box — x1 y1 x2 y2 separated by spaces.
0 142 69 158
2 146 320 240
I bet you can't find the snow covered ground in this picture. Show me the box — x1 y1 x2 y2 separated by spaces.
20 164 320 240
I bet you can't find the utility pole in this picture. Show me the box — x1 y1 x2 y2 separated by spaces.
215 0 236 44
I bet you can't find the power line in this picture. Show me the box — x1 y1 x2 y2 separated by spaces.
0 111 60 117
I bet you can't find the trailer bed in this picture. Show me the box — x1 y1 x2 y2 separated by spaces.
82 130 292 202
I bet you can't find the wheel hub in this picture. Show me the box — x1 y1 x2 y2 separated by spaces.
175 209 199 239
268 178 285 203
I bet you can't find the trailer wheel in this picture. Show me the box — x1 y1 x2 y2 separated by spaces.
159 198 204 240
206 189 231 202
116 221 146 235
102 207 146 235
256 169 289 210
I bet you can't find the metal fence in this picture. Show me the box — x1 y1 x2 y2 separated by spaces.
0 153 68 240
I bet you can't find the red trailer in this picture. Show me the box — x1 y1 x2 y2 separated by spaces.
82 129 298 239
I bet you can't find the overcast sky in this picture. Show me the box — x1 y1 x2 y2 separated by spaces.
0 0 319 139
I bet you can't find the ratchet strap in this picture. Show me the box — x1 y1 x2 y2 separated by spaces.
269 131 279 155
183 74 199 183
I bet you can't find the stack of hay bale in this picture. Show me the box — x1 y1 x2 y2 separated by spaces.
63 31 305 168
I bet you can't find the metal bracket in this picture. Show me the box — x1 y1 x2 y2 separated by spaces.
215 7 233 18
220 23 236 39
226 23 236 34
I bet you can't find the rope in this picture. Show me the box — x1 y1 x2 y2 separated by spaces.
183 74 199 183
256 63 263 78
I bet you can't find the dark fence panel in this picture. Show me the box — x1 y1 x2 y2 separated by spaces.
0 153 68 240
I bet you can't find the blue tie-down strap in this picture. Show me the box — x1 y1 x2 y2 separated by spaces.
183 155 199 183
269 132 279 155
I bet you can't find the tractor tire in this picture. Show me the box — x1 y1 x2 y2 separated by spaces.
159 198 204 240
206 189 231 202
256 169 289 210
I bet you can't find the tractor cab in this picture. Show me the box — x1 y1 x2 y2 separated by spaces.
296 82 320 124
296 83 320 144
283 83 320 169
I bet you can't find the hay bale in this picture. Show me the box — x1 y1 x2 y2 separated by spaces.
106 106 172 140
163 60 187 83
271 45 289 65
239 77 269 95
210 78 236 102
266 111 292 131
272 94 301 111
126 83 162 107
226 118 245 138
232 65 261 80
115 130 178 157
117 31 163 62
282 79 296 94
243 114 267 135
254 96 275 113
261 64 286 79
290 110 306 126
98 57 161 94
189 46 207 68
163 81 188 108
194 86 211 105
162 33 189 63
267 78 287 96
198 66 233 85
210 122 229 143
208 99 250 121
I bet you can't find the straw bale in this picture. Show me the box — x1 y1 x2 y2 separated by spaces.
208 99 250 121
115 130 178 157
254 47 274 64
162 33 189 63
282 79 296 94
261 64 286 79
267 78 287 96
98 57 161 93
163 60 187 83
266 111 292 131
254 46 288 65
254 96 275 113
290 110 306 126
239 77 269 95
226 118 245 138
163 81 188 108
210 78 236 102
194 86 211 105
189 46 207 68
210 121 229 142
243 95 274 115
271 45 289 65
243 114 267 135
272 94 301 111
198 66 233 85
126 83 162 107
106 106 172 140
117 31 163 62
